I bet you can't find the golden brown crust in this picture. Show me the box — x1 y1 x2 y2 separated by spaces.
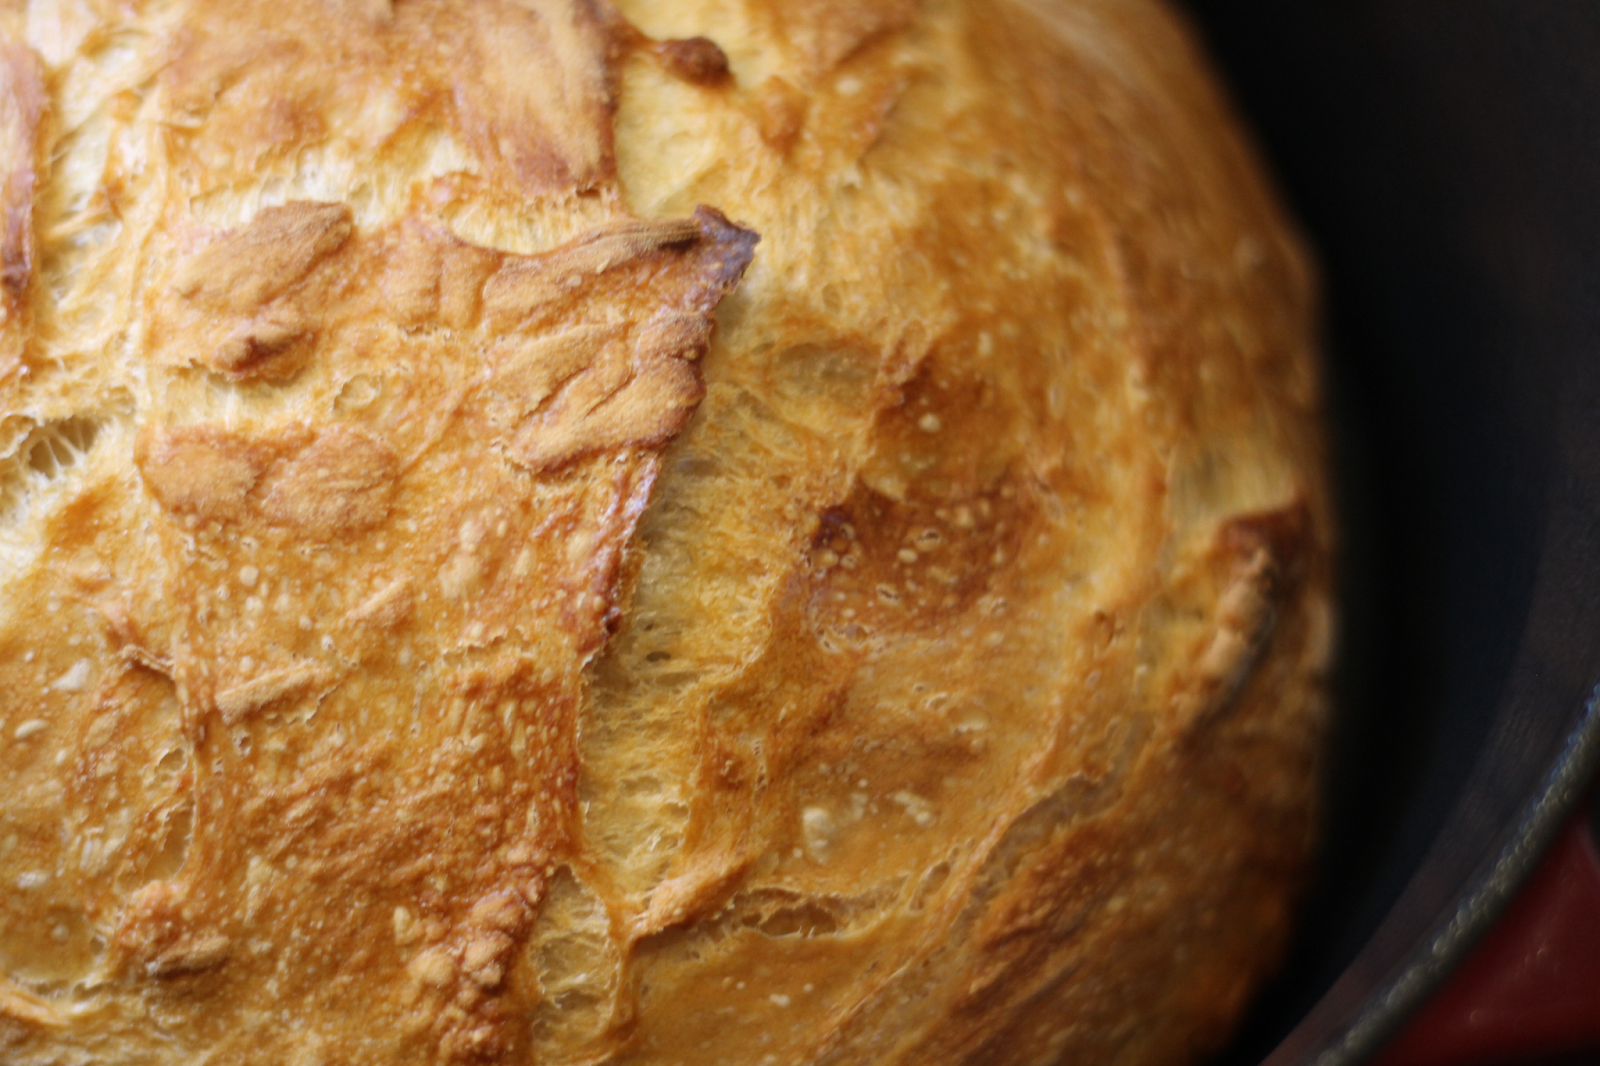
0 43 41 387
0 2 1330 1065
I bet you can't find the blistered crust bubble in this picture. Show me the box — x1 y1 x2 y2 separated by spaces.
0 2 1329 1066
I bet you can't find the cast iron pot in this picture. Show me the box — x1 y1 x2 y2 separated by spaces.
1171 3 1600 1065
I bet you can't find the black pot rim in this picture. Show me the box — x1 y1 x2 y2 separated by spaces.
1270 692 1600 1066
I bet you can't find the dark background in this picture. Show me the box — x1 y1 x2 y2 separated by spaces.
1170 3 1600 1063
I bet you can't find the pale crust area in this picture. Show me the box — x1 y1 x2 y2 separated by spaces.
0 2 1330 1066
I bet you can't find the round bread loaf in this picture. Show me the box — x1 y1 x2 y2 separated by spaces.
0 1 1331 1064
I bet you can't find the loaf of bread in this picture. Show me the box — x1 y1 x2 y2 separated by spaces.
0 1 1331 1064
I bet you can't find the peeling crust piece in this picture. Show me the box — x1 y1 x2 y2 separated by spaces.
481 216 706 325
173 202 353 312
161 202 352 381
1178 502 1311 735
0 981 59 1030
144 933 233 979
134 424 276 522
214 660 335 724
497 209 757 471
255 426 399 536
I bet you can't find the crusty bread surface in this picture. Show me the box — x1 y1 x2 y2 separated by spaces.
0 1 1331 1064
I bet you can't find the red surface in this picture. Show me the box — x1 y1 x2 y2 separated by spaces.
1373 793 1600 1066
